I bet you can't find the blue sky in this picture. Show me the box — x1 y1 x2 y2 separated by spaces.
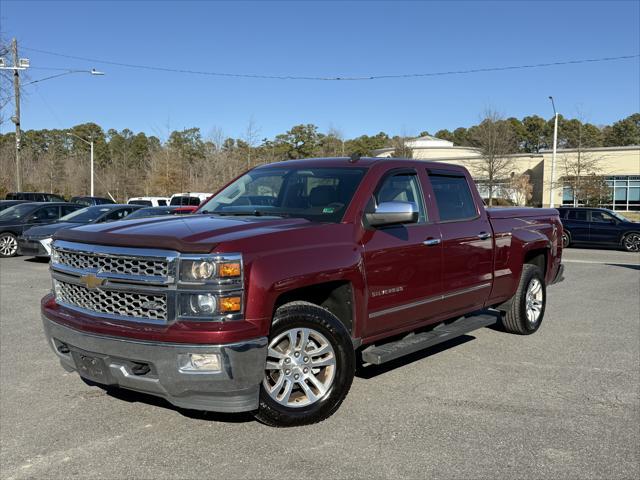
1 0 639 141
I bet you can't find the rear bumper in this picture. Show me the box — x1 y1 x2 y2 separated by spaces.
18 238 49 257
42 315 267 413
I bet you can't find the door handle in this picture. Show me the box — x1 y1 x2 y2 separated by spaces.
423 238 441 246
477 232 492 240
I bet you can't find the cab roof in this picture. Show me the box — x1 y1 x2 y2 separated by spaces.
253 157 468 172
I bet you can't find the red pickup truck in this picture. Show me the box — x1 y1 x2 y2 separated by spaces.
42 157 564 426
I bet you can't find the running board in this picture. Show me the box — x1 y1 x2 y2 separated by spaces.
361 313 497 365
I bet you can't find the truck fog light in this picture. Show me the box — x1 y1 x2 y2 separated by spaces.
189 294 216 314
178 353 221 372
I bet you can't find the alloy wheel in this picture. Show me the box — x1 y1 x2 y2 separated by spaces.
623 233 640 252
525 278 544 325
0 235 17 257
263 327 336 408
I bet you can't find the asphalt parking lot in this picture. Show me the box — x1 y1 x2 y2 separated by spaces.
1 248 639 479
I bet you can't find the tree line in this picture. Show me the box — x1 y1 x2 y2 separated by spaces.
0 113 637 201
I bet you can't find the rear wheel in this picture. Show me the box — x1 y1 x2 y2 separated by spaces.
501 264 546 335
622 232 640 252
255 301 355 427
0 233 18 258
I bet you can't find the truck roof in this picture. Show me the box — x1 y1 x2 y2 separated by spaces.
255 157 468 172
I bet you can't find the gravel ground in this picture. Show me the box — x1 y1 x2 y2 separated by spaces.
1 248 639 479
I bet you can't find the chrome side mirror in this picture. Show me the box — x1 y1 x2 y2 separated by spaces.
365 201 419 227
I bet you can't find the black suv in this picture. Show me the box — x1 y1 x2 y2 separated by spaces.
558 207 640 252
0 202 81 257
69 196 115 207
6 192 66 202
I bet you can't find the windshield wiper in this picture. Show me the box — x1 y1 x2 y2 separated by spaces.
204 210 288 217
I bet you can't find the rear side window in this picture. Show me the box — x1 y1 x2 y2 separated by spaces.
567 210 587 221
428 173 477 222
158 200 167 206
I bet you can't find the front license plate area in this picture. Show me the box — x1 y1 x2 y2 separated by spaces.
71 351 110 384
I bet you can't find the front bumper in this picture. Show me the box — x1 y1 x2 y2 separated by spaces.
42 315 267 413
18 237 50 257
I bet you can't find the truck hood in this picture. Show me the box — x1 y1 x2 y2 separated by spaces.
53 214 312 253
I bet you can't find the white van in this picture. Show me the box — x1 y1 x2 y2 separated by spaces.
127 196 170 207
169 192 212 206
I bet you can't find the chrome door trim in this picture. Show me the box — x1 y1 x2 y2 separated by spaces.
369 282 492 319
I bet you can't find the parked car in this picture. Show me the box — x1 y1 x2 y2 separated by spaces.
124 205 198 220
69 196 115 207
127 196 170 207
169 192 212 206
42 158 563 426
558 207 640 252
0 200 28 212
6 192 66 202
18 204 142 258
0 202 81 257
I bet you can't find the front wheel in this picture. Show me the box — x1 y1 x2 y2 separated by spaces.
561 231 571 249
501 264 546 335
255 301 355 427
622 232 640 252
0 233 18 258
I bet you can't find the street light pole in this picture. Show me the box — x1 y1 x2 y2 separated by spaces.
66 133 94 196
548 96 559 208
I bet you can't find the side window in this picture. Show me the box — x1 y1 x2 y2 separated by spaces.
428 173 478 222
375 172 426 223
158 200 167 206
62 205 79 216
590 211 615 223
33 206 60 221
567 210 587 221
104 209 132 222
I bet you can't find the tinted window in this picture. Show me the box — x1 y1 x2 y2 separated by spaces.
157 199 167 206
375 172 426 222
428 173 477 221
0 204 38 220
61 206 112 223
129 200 153 206
590 211 615 223
104 208 134 222
33 206 60 221
170 196 201 206
567 210 587 221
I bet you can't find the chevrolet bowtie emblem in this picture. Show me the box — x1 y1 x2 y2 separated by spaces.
80 273 105 289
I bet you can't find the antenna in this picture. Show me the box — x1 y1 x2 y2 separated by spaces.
349 153 361 163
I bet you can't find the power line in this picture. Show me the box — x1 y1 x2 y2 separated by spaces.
22 46 640 81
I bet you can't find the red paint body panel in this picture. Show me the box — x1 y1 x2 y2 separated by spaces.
46 158 562 345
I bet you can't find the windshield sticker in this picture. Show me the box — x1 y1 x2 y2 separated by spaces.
322 207 335 214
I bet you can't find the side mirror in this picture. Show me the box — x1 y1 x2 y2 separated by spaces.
365 201 419 227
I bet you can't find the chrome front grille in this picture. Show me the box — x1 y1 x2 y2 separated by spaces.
56 249 168 278
55 280 168 321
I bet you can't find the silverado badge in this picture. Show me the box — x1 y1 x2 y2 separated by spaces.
79 273 105 290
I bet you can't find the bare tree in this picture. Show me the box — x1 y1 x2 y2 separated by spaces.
507 173 533 206
243 116 261 168
467 109 518 206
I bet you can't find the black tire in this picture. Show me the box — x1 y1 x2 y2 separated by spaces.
561 230 571 249
621 232 640 252
501 264 546 335
255 301 355 427
0 232 18 258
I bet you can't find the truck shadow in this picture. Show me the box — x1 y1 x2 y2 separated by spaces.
355 335 475 380
606 263 640 271
91 382 255 423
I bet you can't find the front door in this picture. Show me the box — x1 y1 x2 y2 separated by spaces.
426 170 494 318
588 210 620 244
362 170 443 336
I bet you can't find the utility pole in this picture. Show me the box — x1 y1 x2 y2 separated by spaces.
12 39 22 191
548 96 559 208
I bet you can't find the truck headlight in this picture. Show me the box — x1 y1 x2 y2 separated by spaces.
179 255 242 283
178 293 242 318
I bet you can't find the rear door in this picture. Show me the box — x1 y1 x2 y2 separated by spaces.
564 209 589 241
426 169 494 318
362 169 443 336
588 210 620 244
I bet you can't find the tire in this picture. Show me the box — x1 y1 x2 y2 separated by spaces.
501 264 546 335
561 230 571 249
621 232 640 252
255 301 355 427
0 233 18 258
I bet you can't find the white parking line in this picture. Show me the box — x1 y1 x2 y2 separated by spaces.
563 259 640 266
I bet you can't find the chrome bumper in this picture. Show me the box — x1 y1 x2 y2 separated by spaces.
42 316 267 413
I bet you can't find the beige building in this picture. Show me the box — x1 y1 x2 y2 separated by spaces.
373 135 640 211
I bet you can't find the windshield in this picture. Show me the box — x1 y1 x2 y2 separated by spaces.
199 167 367 223
0 203 38 221
127 207 173 219
607 210 631 222
59 206 113 223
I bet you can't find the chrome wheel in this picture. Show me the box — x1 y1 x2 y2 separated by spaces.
0 234 17 257
562 232 570 248
623 233 640 252
263 327 336 408
525 278 543 325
